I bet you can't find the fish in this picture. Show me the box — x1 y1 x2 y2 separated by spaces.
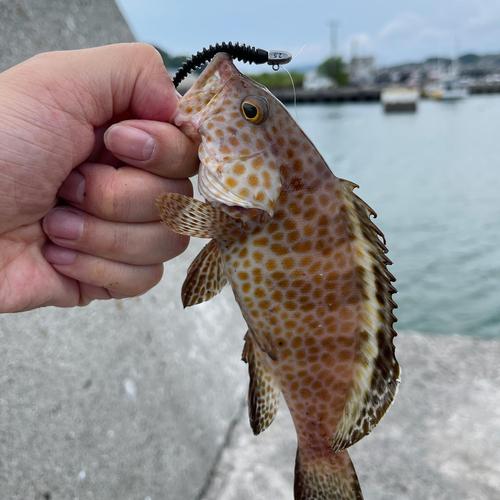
157 52 400 500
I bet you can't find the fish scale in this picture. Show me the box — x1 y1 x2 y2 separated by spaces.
157 52 400 500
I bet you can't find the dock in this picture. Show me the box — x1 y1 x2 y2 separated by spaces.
271 87 381 103
271 84 500 103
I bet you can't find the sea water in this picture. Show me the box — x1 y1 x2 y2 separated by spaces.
293 95 500 338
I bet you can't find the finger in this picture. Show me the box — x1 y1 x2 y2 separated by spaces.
57 163 193 222
86 113 133 167
104 120 200 178
2 44 180 189
43 207 188 265
78 283 115 305
42 243 164 297
26 43 179 124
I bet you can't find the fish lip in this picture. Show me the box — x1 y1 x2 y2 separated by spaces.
174 54 237 131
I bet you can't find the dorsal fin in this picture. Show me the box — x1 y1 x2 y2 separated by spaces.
329 179 399 452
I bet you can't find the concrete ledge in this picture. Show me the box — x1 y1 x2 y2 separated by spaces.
2 242 499 500
202 332 500 500
0 239 249 500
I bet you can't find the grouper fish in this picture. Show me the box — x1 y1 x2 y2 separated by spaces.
157 52 400 500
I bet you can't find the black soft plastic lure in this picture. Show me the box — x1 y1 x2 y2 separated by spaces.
173 41 292 88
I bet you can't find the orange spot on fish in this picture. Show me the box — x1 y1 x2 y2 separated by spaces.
255 191 265 203
253 251 263 263
256 139 265 150
254 237 269 247
266 259 277 271
248 174 259 187
233 163 245 175
251 157 263 169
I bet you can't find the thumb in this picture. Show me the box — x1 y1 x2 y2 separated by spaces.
0 43 179 184
17 43 179 125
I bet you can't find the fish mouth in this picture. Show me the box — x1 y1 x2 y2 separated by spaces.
172 53 283 218
172 53 238 131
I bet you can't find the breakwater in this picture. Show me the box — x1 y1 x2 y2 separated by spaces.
272 87 381 103
272 84 500 103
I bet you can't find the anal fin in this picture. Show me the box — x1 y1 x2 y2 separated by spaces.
156 193 244 239
242 332 281 435
182 239 227 307
294 448 363 500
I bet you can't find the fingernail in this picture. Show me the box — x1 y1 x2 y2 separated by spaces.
104 125 154 161
58 170 86 204
43 209 83 240
43 244 77 265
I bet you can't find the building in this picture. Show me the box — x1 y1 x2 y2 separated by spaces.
349 56 376 85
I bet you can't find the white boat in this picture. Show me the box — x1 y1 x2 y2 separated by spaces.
381 87 419 112
427 55 468 100
431 76 468 100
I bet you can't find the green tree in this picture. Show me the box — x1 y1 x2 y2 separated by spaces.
251 71 304 89
153 46 190 69
317 57 349 86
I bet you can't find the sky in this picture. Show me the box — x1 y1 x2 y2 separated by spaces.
115 0 500 70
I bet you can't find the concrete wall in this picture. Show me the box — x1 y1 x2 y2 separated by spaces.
0 0 135 72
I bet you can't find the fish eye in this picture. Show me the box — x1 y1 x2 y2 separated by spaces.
241 96 269 124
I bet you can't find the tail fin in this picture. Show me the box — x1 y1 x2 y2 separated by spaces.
294 448 363 500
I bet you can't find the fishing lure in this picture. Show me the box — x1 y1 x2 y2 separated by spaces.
173 41 292 88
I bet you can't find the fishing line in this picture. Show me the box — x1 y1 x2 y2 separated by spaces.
281 66 299 122
43 298 136 331
294 43 307 61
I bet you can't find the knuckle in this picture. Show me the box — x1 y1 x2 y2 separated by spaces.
132 43 166 75
107 225 129 257
96 175 131 221
92 258 113 285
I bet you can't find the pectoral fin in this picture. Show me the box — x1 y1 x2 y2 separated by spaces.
242 332 281 435
182 239 227 307
156 193 244 239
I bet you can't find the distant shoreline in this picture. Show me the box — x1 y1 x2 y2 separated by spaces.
271 84 500 103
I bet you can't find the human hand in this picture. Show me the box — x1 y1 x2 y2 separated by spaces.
0 43 199 313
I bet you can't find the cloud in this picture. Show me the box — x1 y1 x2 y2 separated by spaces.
465 0 500 33
344 33 375 57
375 11 456 63
417 27 451 44
378 12 426 42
